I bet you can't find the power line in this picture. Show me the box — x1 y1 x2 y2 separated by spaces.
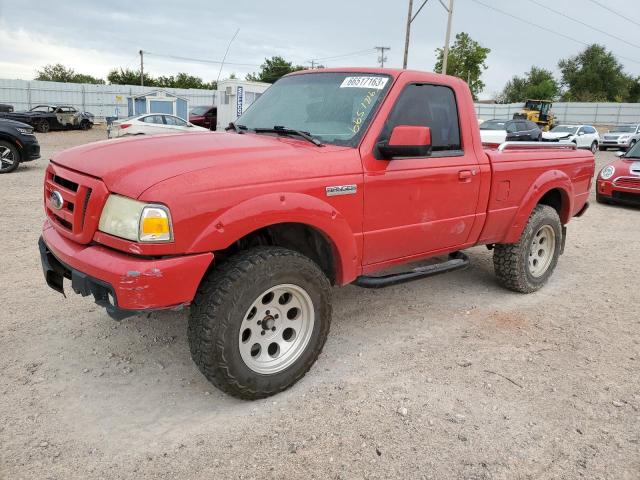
526 0 640 51
309 48 376 62
143 51 260 67
585 0 640 28
468 0 640 66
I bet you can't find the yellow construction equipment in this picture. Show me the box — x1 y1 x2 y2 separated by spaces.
513 99 556 131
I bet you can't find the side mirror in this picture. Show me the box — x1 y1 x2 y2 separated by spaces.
378 125 432 159
578 131 585 136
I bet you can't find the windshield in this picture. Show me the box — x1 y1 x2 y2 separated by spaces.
626 141 640 158
551 125 578 134
611 125 636 133
525 101 542 110
237 72 392 146
480 120 507 131
190 106 209 115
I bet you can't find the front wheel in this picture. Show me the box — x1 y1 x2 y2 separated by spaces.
591 141 598 154
493 205 563 293
0 140 20 173
188 247 332 399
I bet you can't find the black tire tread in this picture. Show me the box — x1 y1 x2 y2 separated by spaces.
188 247 331 400
493 205 561 294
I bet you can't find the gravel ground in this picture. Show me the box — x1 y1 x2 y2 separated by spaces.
1 127 638 480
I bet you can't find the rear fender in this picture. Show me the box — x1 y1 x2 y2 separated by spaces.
188 192 360 284
503 170 573 244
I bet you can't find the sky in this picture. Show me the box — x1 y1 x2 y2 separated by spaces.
1 0 639 100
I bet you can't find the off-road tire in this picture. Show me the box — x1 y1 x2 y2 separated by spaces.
0 140 20 173
188 247 332 400
493 205 562 293
35 119 50 133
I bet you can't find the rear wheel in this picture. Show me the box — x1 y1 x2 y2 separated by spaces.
188 247 332 399
493 205 562 293
80 120 91 130
0 141 20 173
35 119 50 133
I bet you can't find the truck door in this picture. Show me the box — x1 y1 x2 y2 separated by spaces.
361 83 481 266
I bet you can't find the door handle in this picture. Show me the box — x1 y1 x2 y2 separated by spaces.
459 169 476 182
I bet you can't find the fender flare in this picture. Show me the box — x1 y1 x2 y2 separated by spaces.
503 169 574 244
188 192 360 284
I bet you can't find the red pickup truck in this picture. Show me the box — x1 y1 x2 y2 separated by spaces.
39 68 594 399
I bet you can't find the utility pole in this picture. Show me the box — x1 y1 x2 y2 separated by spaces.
402 0 430 69
441 0 455 75
375 46 390 68
308 60 317 69
139 50 144 86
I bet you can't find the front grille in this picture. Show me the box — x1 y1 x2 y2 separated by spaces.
45 170 91 234
614 177 640 190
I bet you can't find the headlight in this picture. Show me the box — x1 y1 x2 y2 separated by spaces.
600 165 615 180
16 127 34 135
98 194 172 242
619 135 630 140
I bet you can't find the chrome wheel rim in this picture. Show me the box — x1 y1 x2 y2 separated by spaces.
0 146 16 171
528 225 556 277
239 284 315 375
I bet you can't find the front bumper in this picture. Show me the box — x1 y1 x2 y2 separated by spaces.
601 139 631 148
596 179 640 206
17 136 40 161
39 223 213 319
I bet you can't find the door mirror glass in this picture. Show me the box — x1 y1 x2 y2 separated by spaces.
377 125 432 159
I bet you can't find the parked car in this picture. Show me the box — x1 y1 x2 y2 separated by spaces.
39 68 594 399
599 124 640 151
0 104 14 113
480 119 542 145
596 143 640 206
542 124 600 153
0 105 94 133
189 106 217 130
112 114 208 137
0 119 40 173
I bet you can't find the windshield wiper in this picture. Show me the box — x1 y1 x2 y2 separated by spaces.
225 122 247 134
253 125 324 147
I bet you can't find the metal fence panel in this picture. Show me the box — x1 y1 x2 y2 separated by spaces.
474 102 640 125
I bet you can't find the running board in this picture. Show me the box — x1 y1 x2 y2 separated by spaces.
353 252 470 289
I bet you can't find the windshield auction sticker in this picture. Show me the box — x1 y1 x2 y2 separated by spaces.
340 76 388 89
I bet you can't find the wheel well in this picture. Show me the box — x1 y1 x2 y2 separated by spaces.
538 188 568 222
214 223 338 284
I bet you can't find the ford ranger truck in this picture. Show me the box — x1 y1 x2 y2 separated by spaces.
39 69 594 399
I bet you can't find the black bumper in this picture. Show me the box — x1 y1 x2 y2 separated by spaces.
19 137 40 161
38 236 139 320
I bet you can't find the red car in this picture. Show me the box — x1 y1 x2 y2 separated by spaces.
39 68 594 399
188 105 216 130
597 146 640 206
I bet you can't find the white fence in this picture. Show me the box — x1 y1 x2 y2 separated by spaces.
475 102 640 125
0 79 219 120
2 78 640 125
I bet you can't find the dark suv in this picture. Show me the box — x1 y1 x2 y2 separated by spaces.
0 119 40 173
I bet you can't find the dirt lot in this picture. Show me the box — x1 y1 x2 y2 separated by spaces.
1 127 638 480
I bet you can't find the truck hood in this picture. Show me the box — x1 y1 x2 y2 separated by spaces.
51 131 348 198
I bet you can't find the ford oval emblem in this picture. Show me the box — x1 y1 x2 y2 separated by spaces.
50 191 64 210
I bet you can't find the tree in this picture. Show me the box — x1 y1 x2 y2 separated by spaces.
498 67 559 103
35 64 104 84
155 73 215 90
558 44 628 102
246 56 305 84
625 76 640 103
107 68 156 86
434 32 490 100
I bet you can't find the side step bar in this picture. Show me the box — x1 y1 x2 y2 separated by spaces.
353 251 469 289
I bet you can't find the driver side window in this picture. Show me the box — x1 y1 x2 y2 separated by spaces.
382 83 462 156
